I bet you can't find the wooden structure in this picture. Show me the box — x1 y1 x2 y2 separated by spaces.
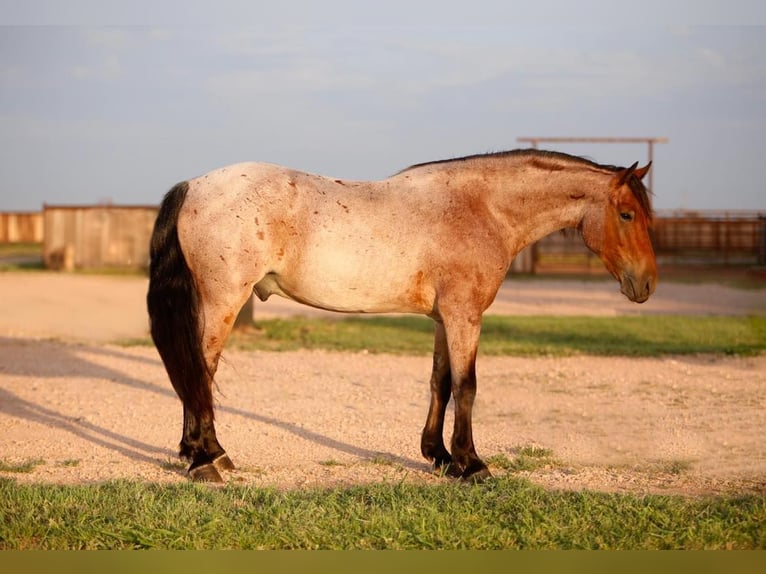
42 204 157 271
513 210 766 274
652 210 766 266
0 212 44 243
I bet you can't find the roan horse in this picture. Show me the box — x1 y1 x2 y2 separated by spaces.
147 149 657 483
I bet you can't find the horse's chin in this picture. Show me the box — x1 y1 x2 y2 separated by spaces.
624 289 650 304
619 273 654 303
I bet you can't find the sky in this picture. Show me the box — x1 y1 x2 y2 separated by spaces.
1 1 765 213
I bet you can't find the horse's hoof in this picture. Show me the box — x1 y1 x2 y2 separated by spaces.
188 463 224 483
461 465 492 484
213 453 235 471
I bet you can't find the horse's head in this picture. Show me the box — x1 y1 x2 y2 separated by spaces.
580 162 657 303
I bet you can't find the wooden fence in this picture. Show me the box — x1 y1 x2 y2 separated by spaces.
652 211 766 265
42 204 158 271
515 210 766 274
0 212 44 243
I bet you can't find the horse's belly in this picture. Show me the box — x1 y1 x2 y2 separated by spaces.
254 262 433 315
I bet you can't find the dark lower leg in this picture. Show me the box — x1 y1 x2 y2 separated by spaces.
421 323 458 474
451 375 491 482
421 370 455 472
179 407 233 482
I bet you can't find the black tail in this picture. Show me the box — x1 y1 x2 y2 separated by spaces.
147 181 214 419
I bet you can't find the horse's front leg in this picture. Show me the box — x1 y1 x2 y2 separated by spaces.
443 313 492 482
421 320 460 476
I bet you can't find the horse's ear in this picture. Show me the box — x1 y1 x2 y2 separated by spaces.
633 161 652 181
614 162 638 187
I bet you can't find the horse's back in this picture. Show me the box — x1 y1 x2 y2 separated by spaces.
185 161 294 201
176 162 442 314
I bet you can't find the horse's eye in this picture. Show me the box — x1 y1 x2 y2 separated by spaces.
619 211 634 223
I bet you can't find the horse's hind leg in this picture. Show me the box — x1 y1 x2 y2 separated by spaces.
181 406 233 482
149 182 256 482
181 283 254 482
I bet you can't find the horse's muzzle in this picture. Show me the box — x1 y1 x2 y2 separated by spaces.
619 272 656 303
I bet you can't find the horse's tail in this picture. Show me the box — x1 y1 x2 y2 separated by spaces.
147 181 214 419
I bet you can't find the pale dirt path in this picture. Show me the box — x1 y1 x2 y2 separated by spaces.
0 272 763 343
0 272 764 495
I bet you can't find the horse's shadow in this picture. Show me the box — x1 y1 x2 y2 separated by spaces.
0 337 423 476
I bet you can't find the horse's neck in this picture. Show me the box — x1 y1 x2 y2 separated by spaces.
488 165 608 255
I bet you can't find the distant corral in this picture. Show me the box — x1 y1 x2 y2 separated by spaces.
0 212 43 243
42 204 157 271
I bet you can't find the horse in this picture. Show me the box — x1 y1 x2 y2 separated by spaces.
147 148 657 483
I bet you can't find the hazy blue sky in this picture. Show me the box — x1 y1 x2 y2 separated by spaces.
1 1 765 212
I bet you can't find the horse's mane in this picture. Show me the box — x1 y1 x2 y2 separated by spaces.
398 148 653 219
398 149 602 173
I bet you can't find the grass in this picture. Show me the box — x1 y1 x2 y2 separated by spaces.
207 314 766 357
0 459 45 474
0 242 44 271
487 448 558 473
0 477 763 549
0 242 41 257
0 243 144 275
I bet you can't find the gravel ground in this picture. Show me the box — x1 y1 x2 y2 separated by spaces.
0 272 764 495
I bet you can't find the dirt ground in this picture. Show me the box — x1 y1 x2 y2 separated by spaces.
0 271 764 495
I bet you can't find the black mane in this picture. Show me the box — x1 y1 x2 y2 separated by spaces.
400 148 606 173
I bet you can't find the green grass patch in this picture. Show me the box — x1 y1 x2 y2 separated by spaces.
662 460 694 476
488 447 558 473
0 459 45 473
210 315 766 357
0 242 42 257
159 459 187 472
0 242 44 271
0 477 762 549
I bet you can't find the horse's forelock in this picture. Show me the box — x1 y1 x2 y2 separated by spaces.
626 174 654 224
